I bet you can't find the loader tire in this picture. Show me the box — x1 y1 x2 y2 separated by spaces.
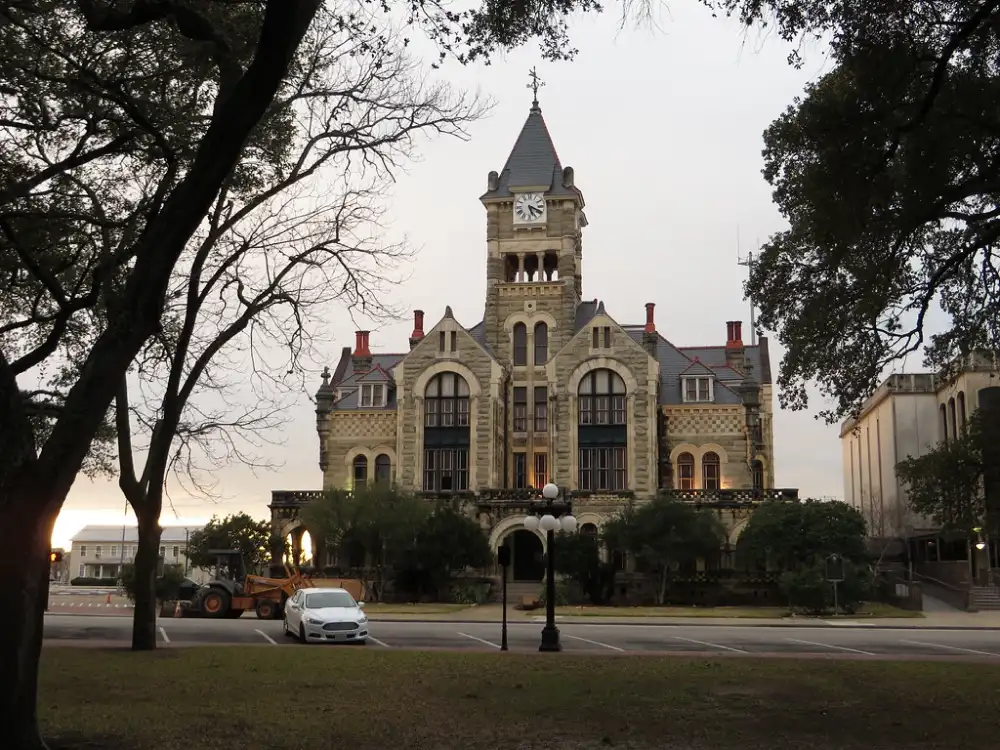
255 600 277 620
200 589 230 619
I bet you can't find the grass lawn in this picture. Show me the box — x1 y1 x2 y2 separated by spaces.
39 648 1000 749
554 603 924 619
361 602 473 615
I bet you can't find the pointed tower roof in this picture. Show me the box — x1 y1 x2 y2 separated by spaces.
480 73 583 203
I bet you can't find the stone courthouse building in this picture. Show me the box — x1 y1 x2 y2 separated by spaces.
271 93 797 582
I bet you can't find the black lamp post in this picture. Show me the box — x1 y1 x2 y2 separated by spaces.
524 482 577 653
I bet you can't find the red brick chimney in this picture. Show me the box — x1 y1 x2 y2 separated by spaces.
352 330 372 370
642 302 658 358
409 310 425 350
725 321 745 371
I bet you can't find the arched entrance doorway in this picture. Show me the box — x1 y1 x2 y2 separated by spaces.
501 530 545 582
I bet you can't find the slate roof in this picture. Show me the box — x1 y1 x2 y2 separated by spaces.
480 104 582 201
325 350 406 411
70 525 202 544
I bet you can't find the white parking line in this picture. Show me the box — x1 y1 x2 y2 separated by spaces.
563 634 625 652
786 638 875 656
254 629 277 645
367 636 391 648
673 635 747 653
158 626 170 644
457 631 500 649
900 640 1000 658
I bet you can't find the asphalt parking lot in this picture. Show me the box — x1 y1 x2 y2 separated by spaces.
42 614 1000 660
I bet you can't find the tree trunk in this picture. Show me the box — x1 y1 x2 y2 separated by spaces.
131 516 163 651
658 567 668 606
0 496 58 750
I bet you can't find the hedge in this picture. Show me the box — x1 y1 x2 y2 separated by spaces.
70 577 119 587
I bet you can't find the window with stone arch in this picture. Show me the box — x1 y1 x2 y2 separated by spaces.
512 323 527 366
534 321 548 365
577 368 628 491
702 451 720 490
374 454 392 484
751 459 765 491
353 455 368 488
958 391 967 432
423 371 471 492
676 452 695 490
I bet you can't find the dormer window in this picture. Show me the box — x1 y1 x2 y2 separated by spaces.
683 376 713 403
360 383 386 408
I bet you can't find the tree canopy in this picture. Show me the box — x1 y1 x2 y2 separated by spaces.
185 513 272 574
736 499 867 571
701 1 1000 422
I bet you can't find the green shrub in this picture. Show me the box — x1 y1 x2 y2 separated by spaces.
780 559 870 615
69 577 118 587
117 564 186 603
537 581 571 607
449 581 491 604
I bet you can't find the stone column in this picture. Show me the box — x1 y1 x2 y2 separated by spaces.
517 253 525 282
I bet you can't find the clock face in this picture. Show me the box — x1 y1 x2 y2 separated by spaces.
514 193 546 223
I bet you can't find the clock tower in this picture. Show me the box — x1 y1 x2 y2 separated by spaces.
479 73 587 359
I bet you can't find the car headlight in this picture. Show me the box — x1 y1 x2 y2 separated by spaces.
357 615 367 624
304 617 323 625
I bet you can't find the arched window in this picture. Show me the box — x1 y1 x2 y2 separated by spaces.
752 460 765 491
577 369 628 491
533 322 548 365
374 454 392 483
352 455 368 488
423 372 471 492
940 404 948 442
512 323 527 366
958 391 967 433
949 397 957 440
676 452 695 490
702 452 720 490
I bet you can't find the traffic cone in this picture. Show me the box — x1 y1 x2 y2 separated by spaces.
105 593 111 605
174 601 182 618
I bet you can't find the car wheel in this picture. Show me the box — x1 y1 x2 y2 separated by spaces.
282 618 291 638
298 623 307 643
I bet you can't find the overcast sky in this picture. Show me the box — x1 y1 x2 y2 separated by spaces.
52 4 932 546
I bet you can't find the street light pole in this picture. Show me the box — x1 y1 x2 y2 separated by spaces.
524 482 577 653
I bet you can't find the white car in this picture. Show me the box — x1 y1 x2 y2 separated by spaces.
282 587 369 644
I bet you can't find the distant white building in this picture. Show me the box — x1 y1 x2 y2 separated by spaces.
839 353 1000 542
68 525 211 584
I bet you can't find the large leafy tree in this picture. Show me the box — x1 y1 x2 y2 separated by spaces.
736 499 867 572
702 1 1000 422
0 2 632 745
185 513 273 575
553 530 616 605
897 412 993 536
604 498 725 605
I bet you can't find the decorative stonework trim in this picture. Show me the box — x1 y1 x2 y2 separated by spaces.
487 515 547 552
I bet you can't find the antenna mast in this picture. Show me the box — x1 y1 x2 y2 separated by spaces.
737 239 758 346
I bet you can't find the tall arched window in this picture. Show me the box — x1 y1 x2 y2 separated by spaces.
751 460 765 491
676 452 695 490
423 372 471 492
958 391 967 433
949 397 957 440
512 323 527 366
702 451 720 490
940 404 948 442
352 455 368 488
577 368 628 491
374 454 392 483
533 322 548 365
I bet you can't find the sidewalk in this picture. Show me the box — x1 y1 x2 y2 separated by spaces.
366 603 1000 630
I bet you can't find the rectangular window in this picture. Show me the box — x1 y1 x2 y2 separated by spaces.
425 399 438 427
78 564 85 577
457 398 470 427
110 545 117 558
172 546 179 559
683 377 713 403
603 326 611 348
423 449 469 492
360 383 384 407
678 460 695 490
450 331 457 352
439 331 446 352
592 327 600 348
95 545 102 559
534 386 548 432
513 387 528 432
79 545 87 557
514 452 527 489
533 453 548 489
578 447 627 491
703 462 720 491
159 546 165 558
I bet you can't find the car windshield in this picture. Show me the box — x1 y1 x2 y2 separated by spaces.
304 591 356 609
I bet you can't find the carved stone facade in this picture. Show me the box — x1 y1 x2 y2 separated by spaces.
270 99 796 577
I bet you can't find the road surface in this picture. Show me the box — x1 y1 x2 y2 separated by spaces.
43 614 1000 660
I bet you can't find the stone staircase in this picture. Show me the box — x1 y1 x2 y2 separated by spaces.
493 580 542 605
969 585 1000 611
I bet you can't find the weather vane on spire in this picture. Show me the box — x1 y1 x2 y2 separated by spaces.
527 67 545 109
